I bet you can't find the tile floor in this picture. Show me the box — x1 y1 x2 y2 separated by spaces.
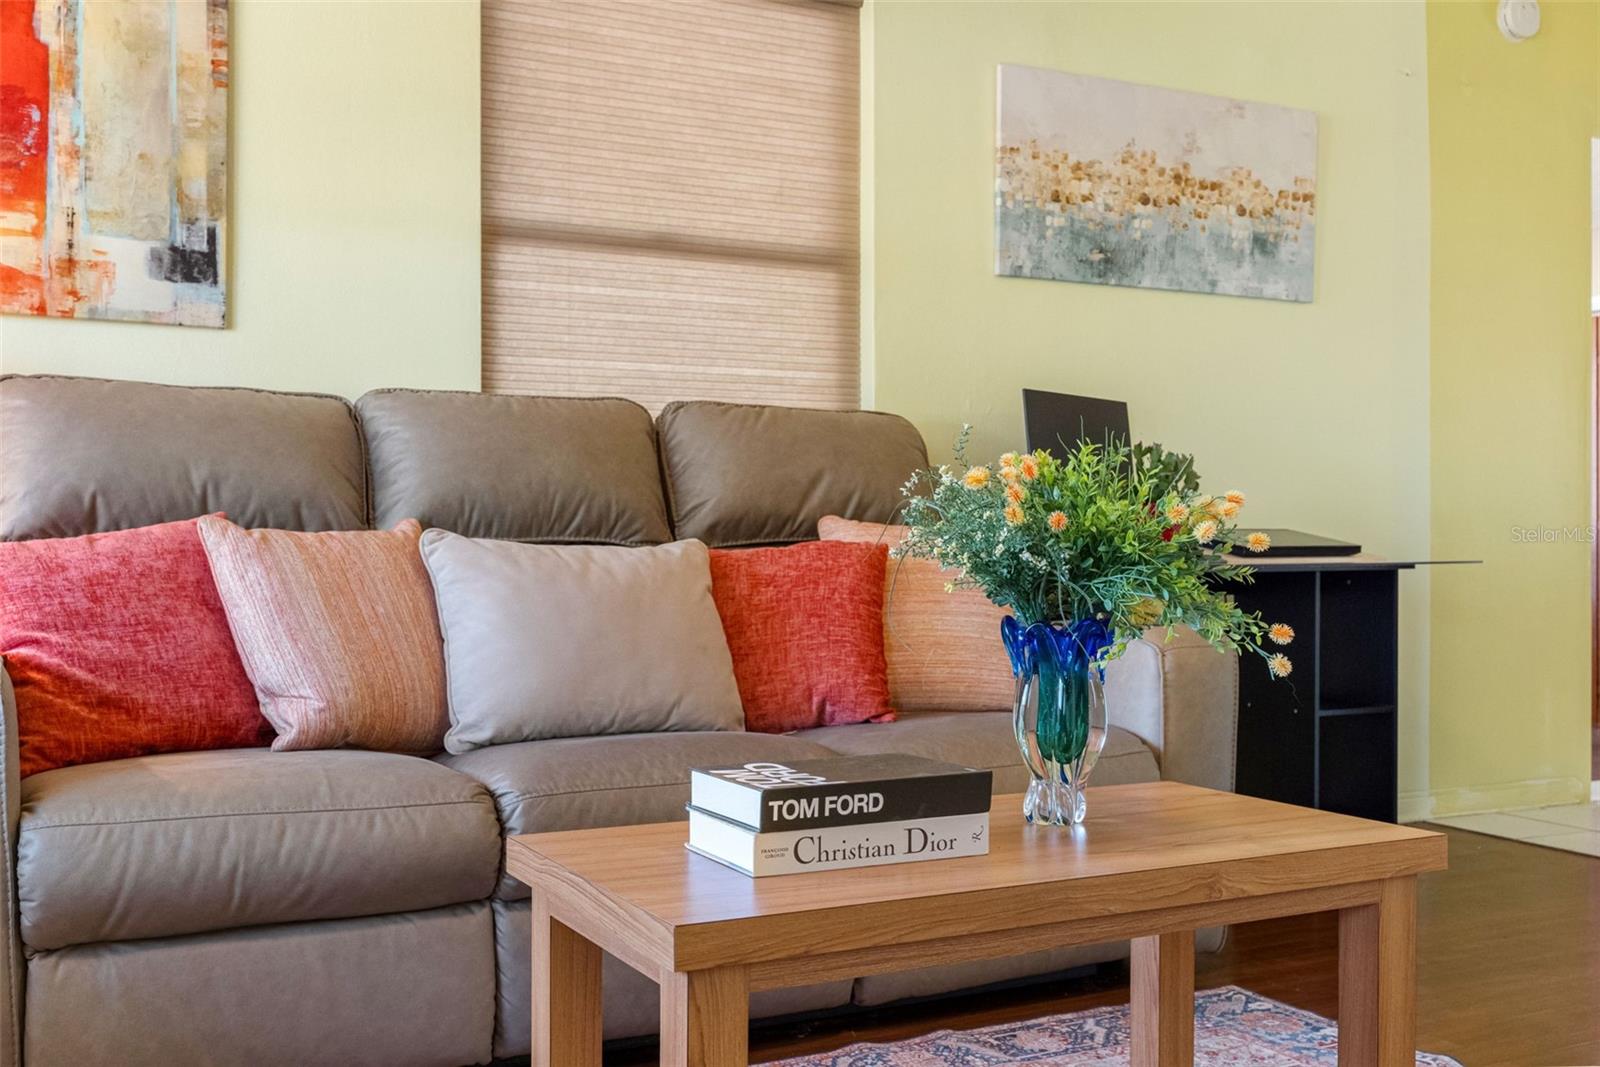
1429 800 1600 856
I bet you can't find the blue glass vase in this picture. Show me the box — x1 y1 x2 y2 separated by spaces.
1002 617 1112 826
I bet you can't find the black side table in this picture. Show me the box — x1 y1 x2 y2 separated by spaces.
1222 553 1471 823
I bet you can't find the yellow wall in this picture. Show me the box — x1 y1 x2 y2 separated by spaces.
0 0 481 398
2 0 1590 816
866 0 1436 804
1426 0 1596 815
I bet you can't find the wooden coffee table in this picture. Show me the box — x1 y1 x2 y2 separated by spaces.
506 781 1446 1067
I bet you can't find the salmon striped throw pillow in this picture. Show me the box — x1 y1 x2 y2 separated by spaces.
818 515 1015 712
198 517 449 752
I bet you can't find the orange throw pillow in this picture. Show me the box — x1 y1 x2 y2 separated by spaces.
198 517 449 752
708 540 895 732
0 517 271 778
818 515 1014 712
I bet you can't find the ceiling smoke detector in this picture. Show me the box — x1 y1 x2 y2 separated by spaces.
1498 0 1540 42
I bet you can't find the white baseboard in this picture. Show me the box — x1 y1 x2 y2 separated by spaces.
1398 791 1435 824
1417 776 1590 821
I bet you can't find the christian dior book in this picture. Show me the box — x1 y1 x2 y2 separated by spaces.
685 807 991 877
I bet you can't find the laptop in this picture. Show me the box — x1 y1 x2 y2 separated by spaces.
1022 389 1130 455
1020 391 1358 557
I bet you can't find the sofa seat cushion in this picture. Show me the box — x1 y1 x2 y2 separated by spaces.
17 749 501 951
795 711 1161 797
435 730 839 900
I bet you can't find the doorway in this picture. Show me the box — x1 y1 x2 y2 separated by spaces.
1591 139 1600 785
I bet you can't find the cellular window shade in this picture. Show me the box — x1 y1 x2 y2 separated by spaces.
482 0 861 412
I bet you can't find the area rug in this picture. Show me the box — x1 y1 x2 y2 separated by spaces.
762 986 1462 1066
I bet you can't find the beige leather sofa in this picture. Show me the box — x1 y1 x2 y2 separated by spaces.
0 374 1237 1066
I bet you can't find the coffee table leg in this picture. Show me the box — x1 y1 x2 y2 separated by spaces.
1339 876 1418 1067
1130 929 1195 1066
660 965 748 1067
531 898 602 1067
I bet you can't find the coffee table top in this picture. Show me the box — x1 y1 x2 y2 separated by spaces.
507 782 1445 974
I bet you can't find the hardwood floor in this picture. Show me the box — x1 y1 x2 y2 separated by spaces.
599 827 1600 1067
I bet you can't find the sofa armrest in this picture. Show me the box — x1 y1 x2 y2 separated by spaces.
1101 626 1239 793
0 660 20 1067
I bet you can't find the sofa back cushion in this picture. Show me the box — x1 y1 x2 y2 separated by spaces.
0 517 270 777
419 531 744 752
357 389 671 546
198 517 450 753
0 375 367 539
656 401 928 547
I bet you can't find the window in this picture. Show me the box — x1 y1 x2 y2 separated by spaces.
482 0 861 412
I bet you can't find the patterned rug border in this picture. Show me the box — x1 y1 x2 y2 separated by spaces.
761 985 1464 1066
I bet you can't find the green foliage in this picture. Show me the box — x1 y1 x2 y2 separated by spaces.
896 428 1291 674
1130 441 1201 500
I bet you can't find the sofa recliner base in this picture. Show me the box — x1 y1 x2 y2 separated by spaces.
24 903 495 1067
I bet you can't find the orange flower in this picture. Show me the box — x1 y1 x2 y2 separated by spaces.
1268 653 1293 679
1047 510 1068 531
999 452 1019 470
1003 503 1026 525
1268 622 1295 645
962 466 991 490
1017 455 1040 481
1130 596 1163 627
1193 519 1219 544
1006 483 1027 504
1225 490 1246 507
1165 502 1190 523
1220 501 1240 519
1244 531 1272 553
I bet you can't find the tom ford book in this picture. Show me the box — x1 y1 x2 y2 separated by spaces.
686 807 990 877
688 754 992 833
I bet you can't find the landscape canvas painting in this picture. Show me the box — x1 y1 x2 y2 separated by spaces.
995 64 1316 303
0 0 228 327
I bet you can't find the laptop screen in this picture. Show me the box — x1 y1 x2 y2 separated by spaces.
1022 389 1131 456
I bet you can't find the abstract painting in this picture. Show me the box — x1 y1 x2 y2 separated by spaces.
0 0 227 327
995 64 1316 303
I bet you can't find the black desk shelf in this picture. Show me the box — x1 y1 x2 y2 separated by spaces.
1317 704 1397 719
1223 553 1441 825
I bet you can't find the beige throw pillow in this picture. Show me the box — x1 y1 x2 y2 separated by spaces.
197 517 450 752
818 515 1015 712
419 532 745 753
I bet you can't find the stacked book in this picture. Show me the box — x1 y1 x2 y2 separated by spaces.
686 754 993 877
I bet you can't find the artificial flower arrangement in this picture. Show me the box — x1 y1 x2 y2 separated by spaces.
895 429 1293 825
897 429 1294 675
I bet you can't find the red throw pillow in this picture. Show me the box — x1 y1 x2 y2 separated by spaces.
0 517 270 777
708 540 895 732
